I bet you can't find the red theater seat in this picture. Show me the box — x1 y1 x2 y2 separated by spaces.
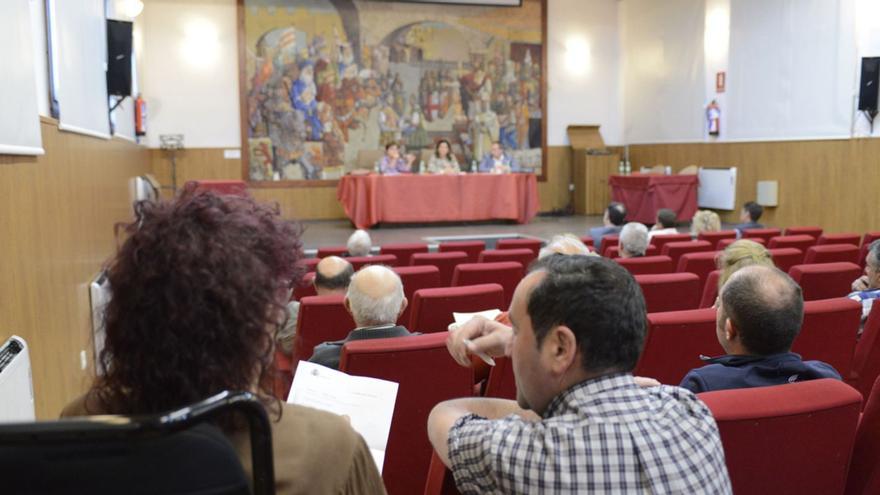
347 254 397 270
845 376 880 495
789 262 862 301
699 270 721 309
411 251 469 286
634 308 722 385
409 283 505 334
339 333 474 495
863 232 880 248
615 255 675 275
495 238 542 257
661 240 714 267
700 379 861 495
818 233 861 247
676 251 720 289
478 248 535 268
599 234 620 257
579 236 595 248
393 265 442 326
793 298 861 377
604 245 658 259
634 273 701 313
743 228 782 243
298 257 320 273
767 235 816 253
859 243 871 270
483 356 516 400
718 237 765 250
849 304 880 403
451 262 524 307
316 246 348 258
785 226 823 238
291 272 317 301
424 450 461 495
768 248 805 274
380 242 429 266
804 244 861 265
438 241 485 263
697 230 737 249
291 294 356 368
650 233 692 254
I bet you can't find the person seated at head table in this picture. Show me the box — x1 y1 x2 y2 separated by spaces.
60 186 386 494
427 139 461 175
379 142 414 175
478 141 518 174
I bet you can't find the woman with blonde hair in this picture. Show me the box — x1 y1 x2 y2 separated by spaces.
717 239 775 288
691 210 722 237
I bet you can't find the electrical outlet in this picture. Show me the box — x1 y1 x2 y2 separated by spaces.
80 350 88 371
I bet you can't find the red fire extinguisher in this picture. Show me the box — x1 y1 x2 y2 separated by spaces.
135 94 147 137
706 99 720 137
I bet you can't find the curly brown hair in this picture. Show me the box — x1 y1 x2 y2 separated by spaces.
90 185 302 421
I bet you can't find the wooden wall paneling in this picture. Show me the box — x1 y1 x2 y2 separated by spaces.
1 119 151 419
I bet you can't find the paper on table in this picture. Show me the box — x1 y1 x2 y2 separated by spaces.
288 361 399 473
452 309 502 326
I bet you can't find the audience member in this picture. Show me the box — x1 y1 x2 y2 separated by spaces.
588 202 627 253
537 234 595 258
478 141 518 174
734 200 764 237
346 229 372 257
310 265 415 370
717 239 774 289
60 188 385 493
679 265 840 393
278 256 354 355
849 239 880 324
431 255 732 493
619 222 649 258
379 142 414 175
690 209 721 237
649 208 679 239
427 139 460 175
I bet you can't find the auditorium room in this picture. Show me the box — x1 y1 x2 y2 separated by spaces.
3 0 880 493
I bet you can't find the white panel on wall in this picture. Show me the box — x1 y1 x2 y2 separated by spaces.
51 0 111 138
726 0 856 140
547 0 622 146
0 0 44 155
29 0 50 117
621 0 706 143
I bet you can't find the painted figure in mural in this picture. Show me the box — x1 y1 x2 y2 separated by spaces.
379 142 414 175
499 95 519 150
291 62 322 141
403 94 430 150
473 100 500 161
460 66 489 119
378 96 401 146
319 102 345 168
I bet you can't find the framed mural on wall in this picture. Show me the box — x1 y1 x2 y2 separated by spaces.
237 0 546 185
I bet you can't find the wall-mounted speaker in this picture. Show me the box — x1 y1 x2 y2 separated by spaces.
106 20 133 97
858 57 880 113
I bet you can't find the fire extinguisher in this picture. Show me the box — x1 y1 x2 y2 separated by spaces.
135 94 147 137
706 99 720 137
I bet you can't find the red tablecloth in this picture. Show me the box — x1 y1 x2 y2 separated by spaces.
337 174 540 229
609 174 699 224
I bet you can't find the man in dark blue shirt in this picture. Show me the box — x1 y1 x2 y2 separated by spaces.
680 265 840 393
734 200 765 238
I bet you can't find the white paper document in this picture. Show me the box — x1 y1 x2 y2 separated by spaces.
288 361 399 473
453 309 502 325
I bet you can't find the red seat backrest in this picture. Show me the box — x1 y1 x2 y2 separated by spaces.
794 298 861 377
409 283 505 333
291 294 356 368
298 257 320 273
850 303 880 402
483 355 516 400
862 232 880 249
767 234 816 253
347 254 397 271
718 237 765 250
650 233 693 254
291 271 317 301
768 248 805 273
478 248 535 268
785 226 823 238
699 270 721 309
187 179 247 196
317 245 348 258
339 333 475 495
743 228 782 243
424 450 461 495
451 262 524 308
599 234 620 257
393 265 443 326
845 376 880 495
635 308 722 385
438 241 485 263
804 244 861 265
661 240 714 267
634 273 701 313
380 243 429 266
818 233 861 246
859 243 871 270
699 379 862 495
580 236 595 248
605 245 658 259
615 255 675 275
697 230 737 249
495 238 542 257
789 262 862 301
676 251 720 289
411 251 468 286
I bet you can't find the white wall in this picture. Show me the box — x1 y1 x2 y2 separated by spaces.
138 0 624 148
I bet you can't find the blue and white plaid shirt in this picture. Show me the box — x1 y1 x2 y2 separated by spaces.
448 373 732 494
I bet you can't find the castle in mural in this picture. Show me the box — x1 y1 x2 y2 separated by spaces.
242 0 544 181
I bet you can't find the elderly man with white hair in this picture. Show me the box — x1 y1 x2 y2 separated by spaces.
618 222 649 258
309 264 416 370
538 234 597 259
346 229 373 257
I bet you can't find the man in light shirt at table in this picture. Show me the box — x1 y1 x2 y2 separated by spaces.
478 141 518 174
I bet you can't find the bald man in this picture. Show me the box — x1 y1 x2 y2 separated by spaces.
679 265 840 393
277 256 354 355
310 265 416 370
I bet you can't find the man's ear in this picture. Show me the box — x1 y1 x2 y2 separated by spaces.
724 318 737 342
542 325 579 374
343 297 353 316
397 297 408 320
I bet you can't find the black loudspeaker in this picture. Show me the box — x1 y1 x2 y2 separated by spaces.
858 57 880 113
107 20 133 97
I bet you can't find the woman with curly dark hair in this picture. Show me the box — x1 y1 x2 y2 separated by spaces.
62 185 385 494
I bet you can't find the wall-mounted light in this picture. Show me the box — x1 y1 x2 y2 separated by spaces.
704 2 730 66
180 18 220 69
124 0 144 19
564 36 591 77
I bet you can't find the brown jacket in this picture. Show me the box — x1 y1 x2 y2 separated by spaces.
62 394 387 495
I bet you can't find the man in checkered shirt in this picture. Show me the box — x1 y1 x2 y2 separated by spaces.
428 255 732 494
